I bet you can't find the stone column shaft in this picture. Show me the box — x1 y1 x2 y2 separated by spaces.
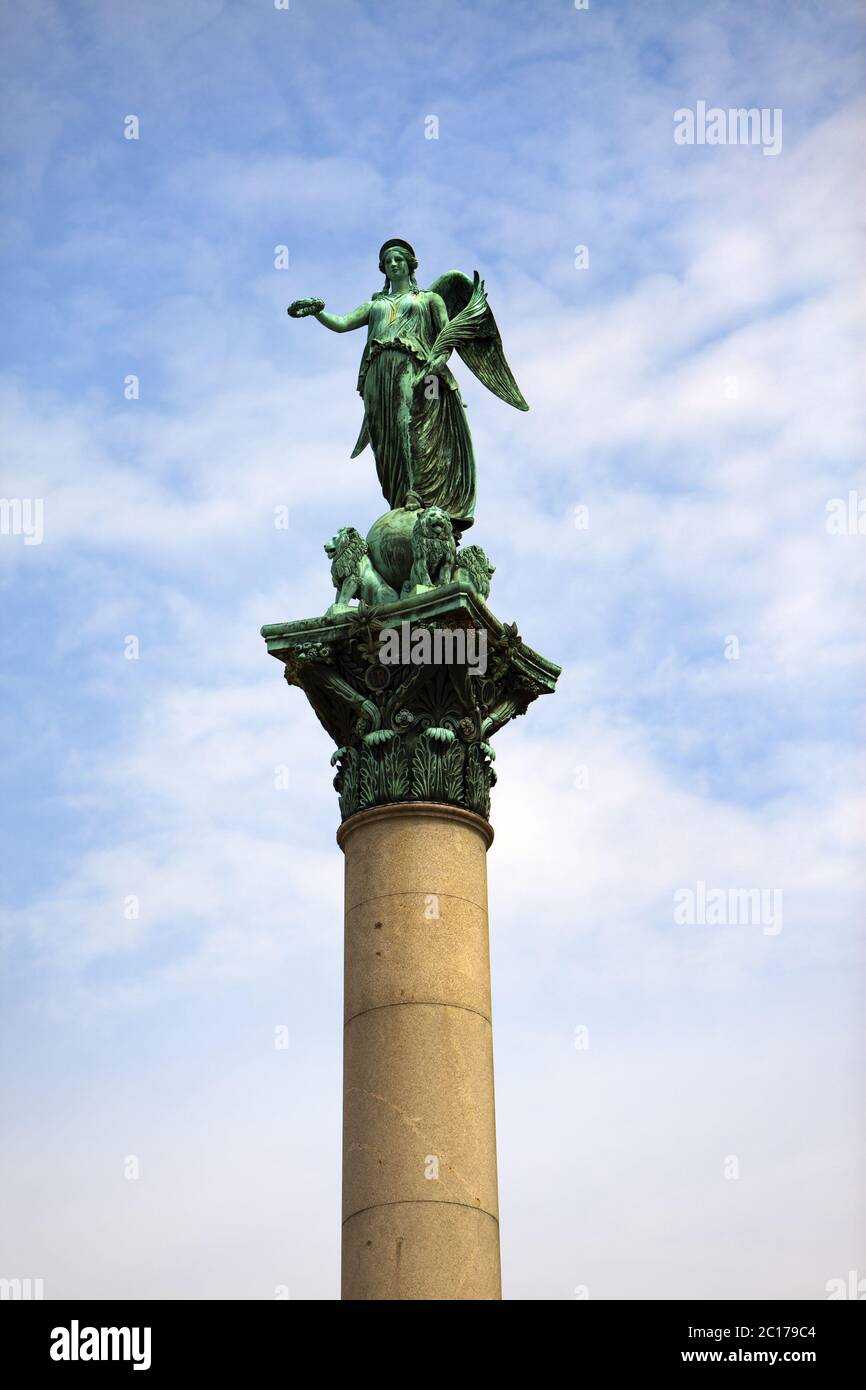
338 801 500 1300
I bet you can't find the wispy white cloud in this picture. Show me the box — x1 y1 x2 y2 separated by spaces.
2 0 864 1300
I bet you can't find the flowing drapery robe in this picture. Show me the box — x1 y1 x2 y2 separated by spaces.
353 290 476 530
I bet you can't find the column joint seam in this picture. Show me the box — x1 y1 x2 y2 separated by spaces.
344 999 492 1026
342 1199 499 1227
346 889 486 913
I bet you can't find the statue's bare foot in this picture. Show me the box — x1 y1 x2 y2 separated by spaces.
403 490 422 511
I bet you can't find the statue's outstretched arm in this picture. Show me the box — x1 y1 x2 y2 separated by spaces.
316 302 371 334
288 298 370 334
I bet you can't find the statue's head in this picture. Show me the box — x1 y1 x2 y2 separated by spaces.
377 238 419 294
375 239 422 298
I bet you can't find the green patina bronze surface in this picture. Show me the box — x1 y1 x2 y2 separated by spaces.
288 237 528 532
270 238 559 823
262 584 559 823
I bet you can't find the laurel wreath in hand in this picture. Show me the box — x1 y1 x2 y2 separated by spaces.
287 298 326 319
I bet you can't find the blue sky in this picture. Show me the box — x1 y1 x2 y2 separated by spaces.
1 0 864 1299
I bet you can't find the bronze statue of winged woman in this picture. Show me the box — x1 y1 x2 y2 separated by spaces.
288 238 528 534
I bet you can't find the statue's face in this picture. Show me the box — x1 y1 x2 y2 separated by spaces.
383 248 409 281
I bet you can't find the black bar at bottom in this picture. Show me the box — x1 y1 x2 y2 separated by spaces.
5 1297 861 1374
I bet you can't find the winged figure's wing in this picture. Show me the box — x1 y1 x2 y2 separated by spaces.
426 270 529 412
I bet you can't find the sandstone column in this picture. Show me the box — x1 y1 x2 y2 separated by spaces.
263 585 559 1300
337 801 500 1301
